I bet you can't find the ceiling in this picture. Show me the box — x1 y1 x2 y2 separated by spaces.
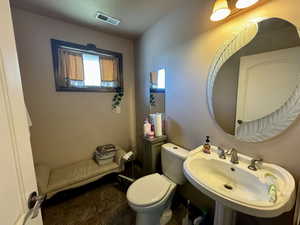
10 0 193 39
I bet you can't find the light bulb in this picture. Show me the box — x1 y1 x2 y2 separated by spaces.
210 8 231 21
210 0 231 22
236 0 259 9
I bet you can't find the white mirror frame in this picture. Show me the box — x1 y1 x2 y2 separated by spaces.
207 18 300 142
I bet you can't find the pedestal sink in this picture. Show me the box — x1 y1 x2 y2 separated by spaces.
183 145 295 225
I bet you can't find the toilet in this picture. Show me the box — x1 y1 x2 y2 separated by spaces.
127 143 188 225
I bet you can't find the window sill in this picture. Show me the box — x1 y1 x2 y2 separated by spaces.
150 88 165 93
56 86 121 93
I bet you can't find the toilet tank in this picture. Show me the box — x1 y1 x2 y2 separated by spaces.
161 143 189 185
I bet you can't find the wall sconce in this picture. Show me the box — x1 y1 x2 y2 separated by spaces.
210 0 260 22
210 0 231 21
236 0 259 8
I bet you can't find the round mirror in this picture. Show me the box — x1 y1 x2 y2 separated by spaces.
207 18 300 142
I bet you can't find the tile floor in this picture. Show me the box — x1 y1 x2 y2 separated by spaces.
42 174 184 225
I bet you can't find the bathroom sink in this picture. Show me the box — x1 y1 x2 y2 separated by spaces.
183 146 295 219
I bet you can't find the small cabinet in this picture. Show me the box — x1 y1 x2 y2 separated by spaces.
143 135 167 175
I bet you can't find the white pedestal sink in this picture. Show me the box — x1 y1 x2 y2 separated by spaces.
183 145 295 225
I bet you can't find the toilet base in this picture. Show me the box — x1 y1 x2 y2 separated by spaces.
136 209 173 225
160 209 172 225
136 211 160 225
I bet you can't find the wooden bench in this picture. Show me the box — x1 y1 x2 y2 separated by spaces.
35 148 125 199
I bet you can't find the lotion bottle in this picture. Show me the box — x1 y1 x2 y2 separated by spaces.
143 118 151 137
203 136 211 154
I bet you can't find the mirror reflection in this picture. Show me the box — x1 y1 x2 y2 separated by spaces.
150 69 165 114
212 18 300 136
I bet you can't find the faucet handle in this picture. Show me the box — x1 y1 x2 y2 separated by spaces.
217 147 226 159
248 158 263 171
225 148 235 155
230 148 239 164
251 158 263 163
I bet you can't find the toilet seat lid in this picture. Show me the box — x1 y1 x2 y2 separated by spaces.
127 173 171 206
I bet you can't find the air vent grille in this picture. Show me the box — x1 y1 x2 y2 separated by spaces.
96 12 120 26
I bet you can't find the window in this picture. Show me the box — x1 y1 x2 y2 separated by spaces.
157 69 166 89
51 39 123 92
82 54 101 87
150 69 165 92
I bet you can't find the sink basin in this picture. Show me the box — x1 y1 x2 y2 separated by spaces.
183 145 295 222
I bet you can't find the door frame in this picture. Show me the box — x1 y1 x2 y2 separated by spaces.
0 0 42 224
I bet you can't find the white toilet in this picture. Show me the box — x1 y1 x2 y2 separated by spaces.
127 143 188 225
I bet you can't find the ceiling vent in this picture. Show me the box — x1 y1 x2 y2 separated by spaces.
96 12 120 26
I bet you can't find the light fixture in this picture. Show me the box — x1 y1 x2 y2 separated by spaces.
210 0 231 22
235 0 259 9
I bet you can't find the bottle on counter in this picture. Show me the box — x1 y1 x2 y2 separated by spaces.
143 118 152 137
203 136 211 154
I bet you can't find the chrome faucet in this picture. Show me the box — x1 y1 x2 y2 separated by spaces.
248 158 263 171
217 147 226 159
229 148 239 164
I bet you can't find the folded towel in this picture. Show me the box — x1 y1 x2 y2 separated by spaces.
93 144 117 165
95 150 115 157
96 144 116 152
94 152 115 159
96 144 116 157
93 152 115 165
265 173 277 203
268 184 277 203
93 155 114 166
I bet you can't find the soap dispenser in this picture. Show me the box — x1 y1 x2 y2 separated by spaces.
203 136 211 154
143 118 151 137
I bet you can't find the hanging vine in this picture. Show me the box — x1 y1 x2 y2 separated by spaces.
150 93 156 106
112 87 124 109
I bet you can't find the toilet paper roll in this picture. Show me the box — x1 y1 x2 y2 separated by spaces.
154 113 163 137
149 114 156 124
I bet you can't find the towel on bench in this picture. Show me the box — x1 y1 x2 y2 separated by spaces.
35 146 126 198
93 144 117 165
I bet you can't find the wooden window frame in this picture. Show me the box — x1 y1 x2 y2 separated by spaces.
150 88 165 93
51 39 123 92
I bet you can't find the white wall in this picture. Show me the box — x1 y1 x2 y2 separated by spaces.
136 0 300 179
136 0 300 223
12 8 136 168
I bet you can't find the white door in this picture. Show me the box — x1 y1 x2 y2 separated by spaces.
0 1 43 225
236 46 300 134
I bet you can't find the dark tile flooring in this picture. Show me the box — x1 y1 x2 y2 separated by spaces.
42 175 184 225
